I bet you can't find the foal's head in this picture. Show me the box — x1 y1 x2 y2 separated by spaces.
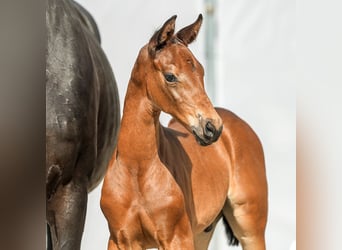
138 15 223 146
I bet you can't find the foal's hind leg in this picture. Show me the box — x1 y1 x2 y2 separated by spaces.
47 177 87 250
222 197 267 250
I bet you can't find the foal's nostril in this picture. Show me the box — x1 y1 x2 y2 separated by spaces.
204 121 216 139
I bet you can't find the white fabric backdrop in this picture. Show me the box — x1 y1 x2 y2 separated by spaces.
74 1 295 249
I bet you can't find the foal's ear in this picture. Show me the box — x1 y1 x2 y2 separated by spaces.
176 14 203 46
148 15 177 57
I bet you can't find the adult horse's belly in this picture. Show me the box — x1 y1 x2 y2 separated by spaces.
165 120 231 233
46 18 120 192
46 94 94 192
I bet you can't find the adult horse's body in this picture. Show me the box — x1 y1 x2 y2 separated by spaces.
101 15 267 250
46 0 120 249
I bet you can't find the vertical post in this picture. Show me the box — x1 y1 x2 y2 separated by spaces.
204 4 220 250
204 0 217 103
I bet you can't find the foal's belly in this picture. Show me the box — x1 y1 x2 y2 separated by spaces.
166 122 231 233
183 139 230 233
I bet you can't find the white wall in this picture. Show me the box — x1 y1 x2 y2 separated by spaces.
74 1 295 249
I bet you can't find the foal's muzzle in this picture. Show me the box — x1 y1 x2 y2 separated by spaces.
192 120 223 146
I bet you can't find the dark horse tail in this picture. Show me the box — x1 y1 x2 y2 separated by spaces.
222 215 239 246
47 224 52 250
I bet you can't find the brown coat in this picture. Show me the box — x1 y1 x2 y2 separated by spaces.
101 15 267 250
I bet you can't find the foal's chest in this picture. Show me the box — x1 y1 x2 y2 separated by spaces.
103 160 189 245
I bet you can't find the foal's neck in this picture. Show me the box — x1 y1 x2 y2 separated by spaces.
117 79 161 164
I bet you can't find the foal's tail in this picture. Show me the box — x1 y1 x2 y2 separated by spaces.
222 215 239 246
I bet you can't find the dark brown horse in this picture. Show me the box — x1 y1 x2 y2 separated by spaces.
101 15 267 250
46 0 120 249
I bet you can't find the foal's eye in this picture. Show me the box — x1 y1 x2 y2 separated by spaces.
163 73 178 83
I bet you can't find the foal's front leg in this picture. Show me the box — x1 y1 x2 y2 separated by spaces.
157 213 195 250
107 237 119 250
107 234 144 250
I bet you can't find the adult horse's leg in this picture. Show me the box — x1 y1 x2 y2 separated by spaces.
222 197 267 250
47 177 87 250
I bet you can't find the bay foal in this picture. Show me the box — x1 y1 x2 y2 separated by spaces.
101 15 268 250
